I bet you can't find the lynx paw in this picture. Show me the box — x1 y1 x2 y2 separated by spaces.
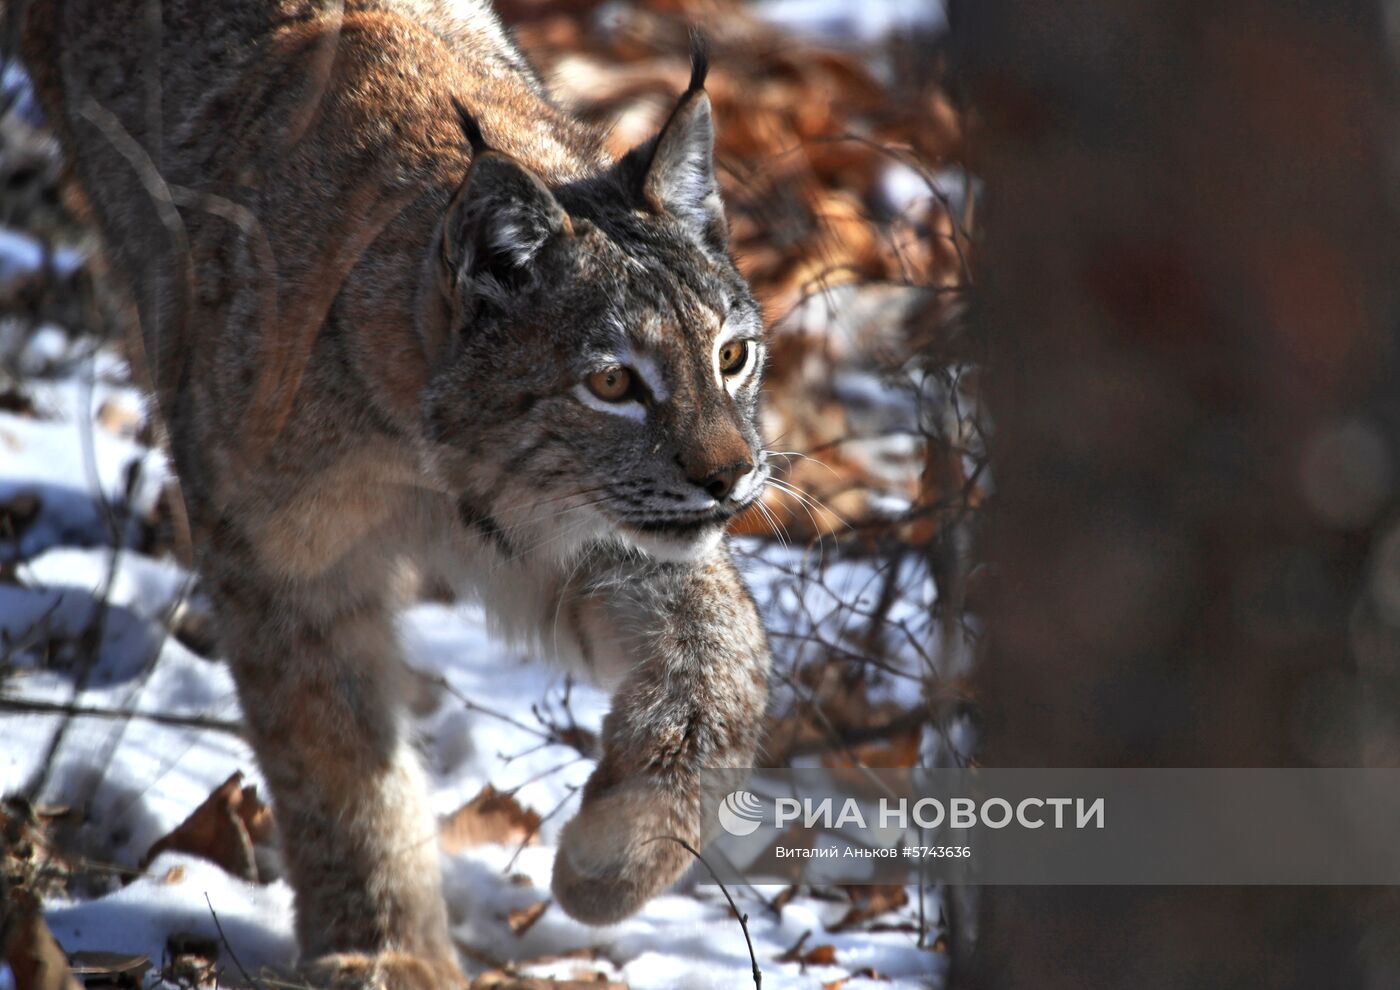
551 787 695 925
303 952 467 990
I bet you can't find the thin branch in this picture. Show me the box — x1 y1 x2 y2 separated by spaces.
0 695 244 736
502 783 577 875
646 835 762 990
205 893 262 990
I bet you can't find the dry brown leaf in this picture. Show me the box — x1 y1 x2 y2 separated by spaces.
822 726 922 770
506 899 550 937
68 951 152 987
829 885 910 932
166 932 220 960
163 932 220 990
2 889 83 990
238 787 275 846
440 785 542 854
777 929 812 963
142 771 272 883
778 930 839 968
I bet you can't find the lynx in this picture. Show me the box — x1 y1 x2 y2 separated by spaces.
15 1 771 984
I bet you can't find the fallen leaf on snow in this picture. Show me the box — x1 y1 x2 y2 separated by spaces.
779 929 843 971
771 885 798 913
506 899 549 937
142 771 272 883
828 885 909 932
162 932 220 990
67 951 151 987
441 785 542 854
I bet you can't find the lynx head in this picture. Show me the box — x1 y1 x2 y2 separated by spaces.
423 50 768 563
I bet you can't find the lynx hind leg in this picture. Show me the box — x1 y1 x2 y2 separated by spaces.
551 553 770 924
209 541 464 987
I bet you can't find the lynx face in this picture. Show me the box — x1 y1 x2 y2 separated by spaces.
424 78 768 562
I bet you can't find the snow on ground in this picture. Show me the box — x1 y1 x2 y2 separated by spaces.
0 338 943 988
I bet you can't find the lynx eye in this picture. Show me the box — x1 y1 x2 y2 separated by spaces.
718 340 750 376
585 366 634 402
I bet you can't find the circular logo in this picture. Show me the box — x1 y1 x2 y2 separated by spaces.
717 790 765 836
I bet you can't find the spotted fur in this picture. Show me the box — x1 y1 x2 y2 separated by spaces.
17 1 771 985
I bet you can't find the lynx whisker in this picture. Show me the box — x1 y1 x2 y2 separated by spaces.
750 496 792 551
766 448 841 480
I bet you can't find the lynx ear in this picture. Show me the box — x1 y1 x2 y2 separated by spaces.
442 109 571 306
639 46 727 250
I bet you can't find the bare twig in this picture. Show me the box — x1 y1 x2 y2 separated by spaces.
205 892 262 990
646 835 762 990
407 663 598 757
502 782 578 875
0 695 243 736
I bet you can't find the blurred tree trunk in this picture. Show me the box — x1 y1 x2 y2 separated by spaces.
955 0 1400 985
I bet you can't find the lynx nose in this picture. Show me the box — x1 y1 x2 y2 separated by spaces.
687 459 753 502
680 421 754 504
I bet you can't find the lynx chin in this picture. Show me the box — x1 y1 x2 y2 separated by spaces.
18 0 772 985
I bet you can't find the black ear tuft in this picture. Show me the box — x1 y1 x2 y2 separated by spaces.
687 31 709 94
636 42 726 252
451 97 490 156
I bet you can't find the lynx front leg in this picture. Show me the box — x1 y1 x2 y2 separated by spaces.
551 547 770 924
210 546 463 988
